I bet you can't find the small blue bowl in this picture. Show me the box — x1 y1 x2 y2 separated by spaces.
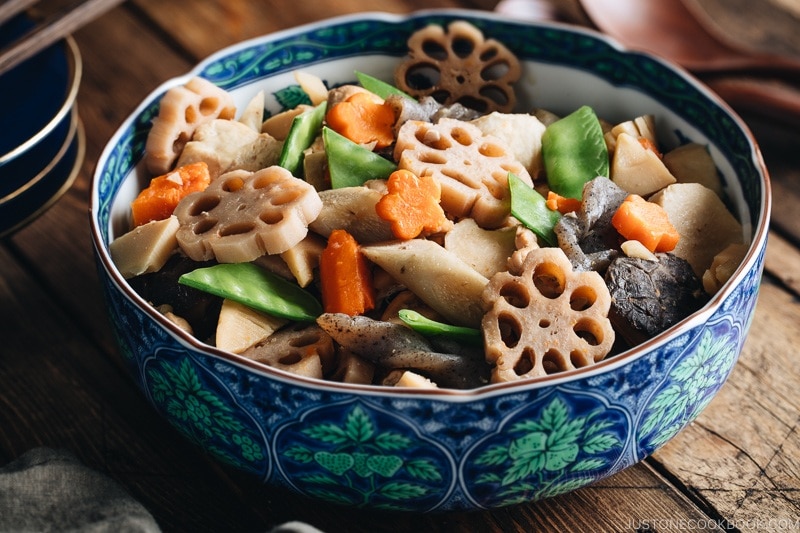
0 14 82 234
90 11 770 511
0 110 85 236
0 15 79 164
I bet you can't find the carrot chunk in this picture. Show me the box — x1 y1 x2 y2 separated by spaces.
325 91 395 149
319 229 375 316
638 137 662 158
611 194 680 253
545 190 582 214
131 162 211 227
375 169 450 240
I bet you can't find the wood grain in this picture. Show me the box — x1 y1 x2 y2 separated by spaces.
653 279 800 525
1 1 797 531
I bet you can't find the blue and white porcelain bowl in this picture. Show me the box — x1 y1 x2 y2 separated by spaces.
90 10 770 511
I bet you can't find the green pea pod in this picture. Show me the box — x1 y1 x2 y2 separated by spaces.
179 263 322 322
398 309 483 345
355 71 415 101
508 172 561 247
278 101 327 175
542 105 609 199
323 126 397 188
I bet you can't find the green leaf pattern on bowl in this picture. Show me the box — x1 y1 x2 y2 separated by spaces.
277 403 450 510
639 326 740 450
462 393 627 507
145 355 267 474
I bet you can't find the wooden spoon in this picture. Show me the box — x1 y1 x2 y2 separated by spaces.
579 0 800 78
579 0 800 125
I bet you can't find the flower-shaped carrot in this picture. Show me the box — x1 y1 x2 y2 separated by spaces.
375 169 451 240
325 91 395 149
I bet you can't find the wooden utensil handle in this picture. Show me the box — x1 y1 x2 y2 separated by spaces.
702 75 800 128
0 0 126 76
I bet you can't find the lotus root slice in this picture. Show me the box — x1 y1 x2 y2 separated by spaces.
482 247 615 382
174 166 322 263
395 118 532 228
394 21 521 113
145 77 236 175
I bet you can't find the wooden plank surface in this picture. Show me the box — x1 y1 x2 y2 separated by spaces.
2 1 798 531
652 279 800 527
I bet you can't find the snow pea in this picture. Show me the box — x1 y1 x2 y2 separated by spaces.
278 101 327 175
323 126 397 188
355 71 415 101
179 263 322 322
541 105 609 199
398 309 482 345
508 172 561 247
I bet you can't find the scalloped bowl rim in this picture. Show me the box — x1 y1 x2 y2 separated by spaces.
90 9 771 400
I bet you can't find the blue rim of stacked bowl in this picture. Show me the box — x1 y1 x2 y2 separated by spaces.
0 13 84 237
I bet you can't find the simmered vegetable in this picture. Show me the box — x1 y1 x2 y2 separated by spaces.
542 105 609 199
355 70 414 101
179 262 322 321
397 309 482 345
130 162 211 227
326 91 395 148
115 20 748 389
323 126 397 188
319 229 375 316
605 253 707 346
375 169 451 240
545 191 582 215
278 101 327 174
508 172 560 246
611 194 680 253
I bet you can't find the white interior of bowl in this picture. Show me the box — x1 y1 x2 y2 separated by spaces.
106 56 753 245
93 10 769 396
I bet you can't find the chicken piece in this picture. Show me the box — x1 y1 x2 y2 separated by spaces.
470 112 547 178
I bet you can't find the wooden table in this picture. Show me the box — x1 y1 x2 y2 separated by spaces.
2 1 799 531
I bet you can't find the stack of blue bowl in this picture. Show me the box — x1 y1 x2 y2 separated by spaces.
0 14 84 236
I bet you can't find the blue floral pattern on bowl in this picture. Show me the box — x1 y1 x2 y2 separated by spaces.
91 11 769 511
